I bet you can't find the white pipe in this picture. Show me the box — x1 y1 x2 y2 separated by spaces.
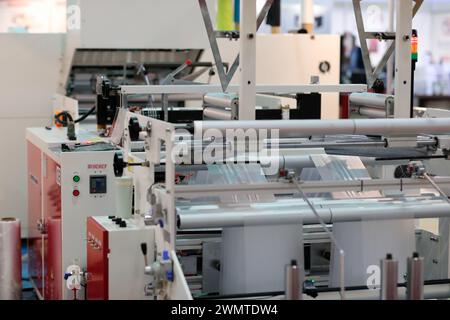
301 0 314 32
177 202 450 229
194 118 450 138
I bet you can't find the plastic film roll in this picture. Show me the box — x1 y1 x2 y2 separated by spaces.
0 218 21 300
115 177 134 219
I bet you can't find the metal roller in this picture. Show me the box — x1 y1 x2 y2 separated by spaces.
203 107 233 120
285 260 303 300
194 118 450 138
177 202 450 229
407 252 424 300
258 155 409 174
304 283 450 300
203 93 239 109
356 106 387 119
349 93 394 110
380 254 399 300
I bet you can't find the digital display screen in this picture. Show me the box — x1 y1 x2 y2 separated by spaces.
90 175 107 194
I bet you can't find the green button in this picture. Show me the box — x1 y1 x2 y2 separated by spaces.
73 175 80 183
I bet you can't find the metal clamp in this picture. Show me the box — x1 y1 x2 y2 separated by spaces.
144 250 174 297
37 218 47 235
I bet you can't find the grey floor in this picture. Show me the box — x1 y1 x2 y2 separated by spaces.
21 240 38 300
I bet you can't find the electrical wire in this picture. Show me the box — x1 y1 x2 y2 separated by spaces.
54 106 96 126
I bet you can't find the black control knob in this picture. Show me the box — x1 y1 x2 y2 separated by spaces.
119 221 127 228
140 243 147 256
128 117 141 141
114 152 125 177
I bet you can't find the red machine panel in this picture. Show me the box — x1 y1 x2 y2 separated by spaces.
45 217 62 300
27 141 43 295
42 155 61 299
86 217 109 300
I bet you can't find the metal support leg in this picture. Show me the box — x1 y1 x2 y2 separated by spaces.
162 94 169 121
407 252 425 300
394 0 413 118
380 254 399 300
352 0 422 91
120 94 128 109
239 0 257 120
386 0 395 95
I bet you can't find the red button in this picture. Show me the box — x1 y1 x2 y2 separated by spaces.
73 189 80 197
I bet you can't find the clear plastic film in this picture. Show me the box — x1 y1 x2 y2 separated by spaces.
0 218 21 300
175 151 450 299
308 155 423 295
223 213 302 297
416 172 450 283
307 155 380 297
214 163 302 297
187 162 272 204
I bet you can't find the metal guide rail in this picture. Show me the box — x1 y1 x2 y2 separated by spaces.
120 84 367 95
174 177 450 197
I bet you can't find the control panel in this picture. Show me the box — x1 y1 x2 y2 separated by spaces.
71 168 110 199
60 150 117 300
86 216 155 300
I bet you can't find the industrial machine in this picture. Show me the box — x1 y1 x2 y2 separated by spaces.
26 125 119 300
111 112 450 300
85 0 450 301
23 0 450 302
76 50 213 134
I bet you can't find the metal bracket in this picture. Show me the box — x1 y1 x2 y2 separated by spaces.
352 0 423 88
197 0 273 92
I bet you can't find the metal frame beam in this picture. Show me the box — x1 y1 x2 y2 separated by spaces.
174 177 450 198
352 0 423 90
394 0 414 118
197 0 273 95
120 84 367 95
